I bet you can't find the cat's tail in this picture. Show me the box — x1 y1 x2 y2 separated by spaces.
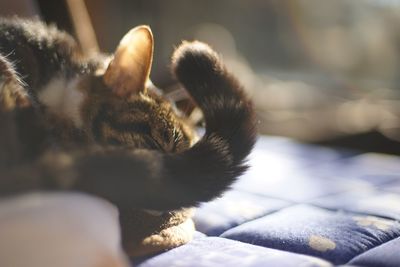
74 42 256 210
172 41 256 167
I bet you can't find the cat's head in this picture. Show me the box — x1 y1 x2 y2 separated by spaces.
80 26 193 152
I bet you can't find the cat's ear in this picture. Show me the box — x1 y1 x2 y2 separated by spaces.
103 25 153 97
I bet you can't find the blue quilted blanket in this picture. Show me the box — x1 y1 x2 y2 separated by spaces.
134 135 400 267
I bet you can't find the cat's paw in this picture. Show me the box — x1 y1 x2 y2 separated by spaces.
0 80 31 110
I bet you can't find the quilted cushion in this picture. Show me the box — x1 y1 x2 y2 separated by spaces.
221 205 400 264
194 190 290 236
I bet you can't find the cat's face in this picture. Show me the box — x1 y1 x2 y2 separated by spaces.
80 26 193 152
81 78 193 152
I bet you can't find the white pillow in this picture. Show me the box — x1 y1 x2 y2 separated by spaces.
0 192 129 267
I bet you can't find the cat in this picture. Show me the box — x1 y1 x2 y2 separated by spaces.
0 17 257 212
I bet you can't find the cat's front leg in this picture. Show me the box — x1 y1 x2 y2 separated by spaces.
0 55 49 168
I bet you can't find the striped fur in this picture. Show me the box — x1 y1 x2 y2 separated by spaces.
0 18 257 211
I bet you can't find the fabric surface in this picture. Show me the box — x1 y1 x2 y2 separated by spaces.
135 135 400 266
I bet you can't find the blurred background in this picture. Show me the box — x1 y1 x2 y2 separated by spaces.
1 0 400 154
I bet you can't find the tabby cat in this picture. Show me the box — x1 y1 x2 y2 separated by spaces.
0 17 256 212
